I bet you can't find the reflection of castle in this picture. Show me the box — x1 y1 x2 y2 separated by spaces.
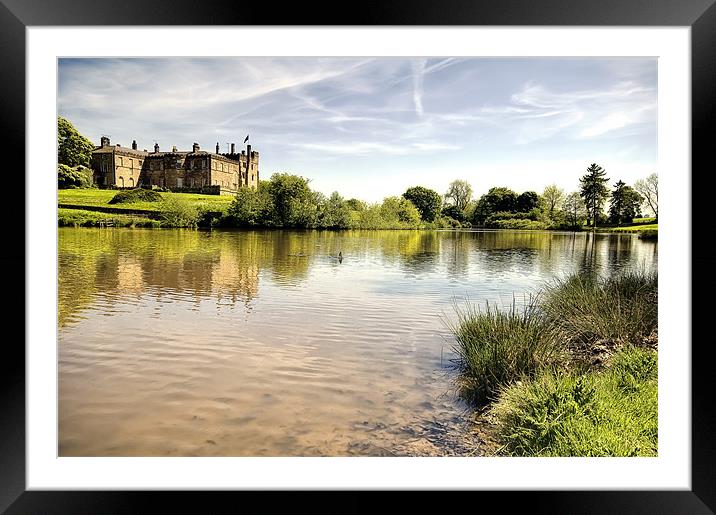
91 137 259 195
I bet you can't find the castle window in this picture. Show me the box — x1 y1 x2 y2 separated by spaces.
130 177 134 187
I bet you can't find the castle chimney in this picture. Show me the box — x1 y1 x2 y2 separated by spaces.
216 142 220 154
154 143 159 153
132 140 137 150
100 136 110 147
172 145 177 152
231 143 235 154
192 142 200 153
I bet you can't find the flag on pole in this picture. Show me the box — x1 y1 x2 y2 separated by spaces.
244 134 249 143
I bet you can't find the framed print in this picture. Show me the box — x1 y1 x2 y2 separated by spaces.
3 0 714 511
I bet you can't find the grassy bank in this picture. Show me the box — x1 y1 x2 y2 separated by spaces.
58 208 161 228
448 270 658 456
58 189 234 213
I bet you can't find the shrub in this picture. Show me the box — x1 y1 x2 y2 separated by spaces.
380 196 422 227
157 193 201 228
491 346 657 456
540 270 658 349
446 298 564 405
108 188 163 204
226 186 274 227
58 164 93 189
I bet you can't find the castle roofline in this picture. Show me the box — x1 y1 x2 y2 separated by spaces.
93 145 148 156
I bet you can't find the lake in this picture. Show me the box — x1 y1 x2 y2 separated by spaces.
58 228 657 456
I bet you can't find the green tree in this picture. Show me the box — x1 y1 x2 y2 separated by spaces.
318 191 352 228
609 180 644 225
542 184 565 219
380 196 422 226
266 173 318 227
516 191 541 213
158 193 201 228
579 163 610 228
57 117 94 167
472 187 519 225
442 204 469 223
402 186 442 222
634 173 658 220
444 180 473 212
227 184 273 226
562 191 586 228
57 164 93 189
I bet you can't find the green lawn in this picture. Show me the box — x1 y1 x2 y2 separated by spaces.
58 208 160 227
58 189 234 213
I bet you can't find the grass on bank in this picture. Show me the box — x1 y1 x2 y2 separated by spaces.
58 208 160 228
448 269 658 456
58 188 234 213
541 270 658 350
492 346 657 457
447 298 563 405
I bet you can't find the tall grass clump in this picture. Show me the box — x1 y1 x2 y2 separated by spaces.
491 346 657 456
446 297 564 406
541 270 657 349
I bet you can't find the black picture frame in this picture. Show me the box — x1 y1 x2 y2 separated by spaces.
2 0 712 511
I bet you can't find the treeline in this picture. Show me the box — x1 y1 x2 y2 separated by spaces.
218 174 443 230
216 166 657 231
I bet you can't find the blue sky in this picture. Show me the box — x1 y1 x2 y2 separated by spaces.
58 57 657 202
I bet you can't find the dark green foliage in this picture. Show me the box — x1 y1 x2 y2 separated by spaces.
482 187 518 213
402 186 442 222
441 204 469 223
609 180 644 224
516 191 540 212
58 164 93 189
492 346 657 456
579 163 610 228
57 117 95 167
108 189 163 204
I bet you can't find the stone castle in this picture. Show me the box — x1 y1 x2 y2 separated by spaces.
91 137 259 195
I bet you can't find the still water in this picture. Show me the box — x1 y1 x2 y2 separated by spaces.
58 228 657 456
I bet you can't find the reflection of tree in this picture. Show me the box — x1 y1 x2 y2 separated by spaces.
442 231 471 280
58 228 658 328
267 230 313 286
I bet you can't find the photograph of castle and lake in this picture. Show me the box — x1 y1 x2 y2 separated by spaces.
58 57 658 457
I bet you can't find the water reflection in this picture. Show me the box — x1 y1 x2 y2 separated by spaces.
58 228 657 456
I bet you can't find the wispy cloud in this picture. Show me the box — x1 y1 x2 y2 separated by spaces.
58 57 657 201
